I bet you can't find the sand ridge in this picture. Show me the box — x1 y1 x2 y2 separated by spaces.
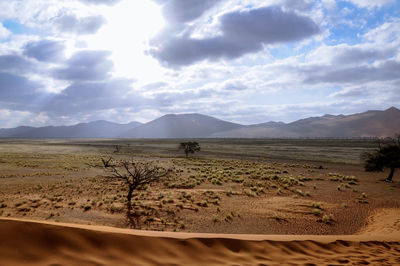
1 218 400 266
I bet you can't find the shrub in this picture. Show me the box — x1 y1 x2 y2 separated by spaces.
322 214 334 224
312 202 322 209
312 209 320 216
225 214 233 221
272 213 287 221
295 189 304 196
212 215 219 223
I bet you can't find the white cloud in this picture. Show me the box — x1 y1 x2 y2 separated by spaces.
0 22 10 39
363 19 400 44
321 0 337 10
29 112 49 125
345 0 395 9
0 109 34 128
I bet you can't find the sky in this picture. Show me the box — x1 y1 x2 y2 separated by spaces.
0 0 399 128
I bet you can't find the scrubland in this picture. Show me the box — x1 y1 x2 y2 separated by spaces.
0 138 398 234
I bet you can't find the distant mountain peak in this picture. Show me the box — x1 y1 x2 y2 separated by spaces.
159 113 225 122
386 106 399 112
322 114 336 118
121 113 242 138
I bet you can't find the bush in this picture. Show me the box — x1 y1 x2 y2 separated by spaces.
322 214 334 224
312 209 320 216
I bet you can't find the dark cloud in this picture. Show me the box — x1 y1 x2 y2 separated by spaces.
0 48 139 116
220 6 319 45
331 46 397 65
78 0 121 6
150 6 319 67
304 60 400 84
53 14 106 34
161 0 221 24
0 72 42 107
23 39 65 62
44 79 137 115
0 55 37 74
52 50 113 81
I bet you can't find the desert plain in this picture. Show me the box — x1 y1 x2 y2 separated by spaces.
0 138 399 265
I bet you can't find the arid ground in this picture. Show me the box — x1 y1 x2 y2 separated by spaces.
0 138 399 235
1 139 400 265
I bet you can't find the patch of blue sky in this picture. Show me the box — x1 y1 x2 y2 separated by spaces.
2 19 45 40
269 44 296 59
3 19 45 36
326 1 399 45
2 19 28 34
361 2 400 28
325 2 364 45
326 23 363 45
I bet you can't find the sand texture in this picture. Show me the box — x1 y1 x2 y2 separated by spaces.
1 215 400 266
357 208 400 236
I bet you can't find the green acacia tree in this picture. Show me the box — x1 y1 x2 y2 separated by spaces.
362 135 400 182
179 141 201 158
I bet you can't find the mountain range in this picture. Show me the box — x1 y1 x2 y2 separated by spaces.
0 107 399 138
0 120 142 138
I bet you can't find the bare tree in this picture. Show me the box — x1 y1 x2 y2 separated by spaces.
101 157 169 227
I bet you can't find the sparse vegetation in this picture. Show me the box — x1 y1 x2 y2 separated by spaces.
0 138 397 234
212 215 219 223
273 213 287 221
312 209 321 216
322 214 334 224
312 202 322 209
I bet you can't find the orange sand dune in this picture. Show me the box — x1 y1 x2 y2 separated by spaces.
1 217 400 266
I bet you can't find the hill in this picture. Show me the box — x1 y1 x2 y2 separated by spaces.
0 120 142 138
121 113 243 138
213 107 400 138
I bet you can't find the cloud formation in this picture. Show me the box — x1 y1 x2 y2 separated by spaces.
53 14 106 34
52 50 113 81
78 0 122 6
304 60 400 84
0 55 37 74
0 22 10 39
0 72 42 106
44 78 136 115
345 0 395 9
23 39 65 62
0 0 399 127
150 6 320 67
160 0 221 24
